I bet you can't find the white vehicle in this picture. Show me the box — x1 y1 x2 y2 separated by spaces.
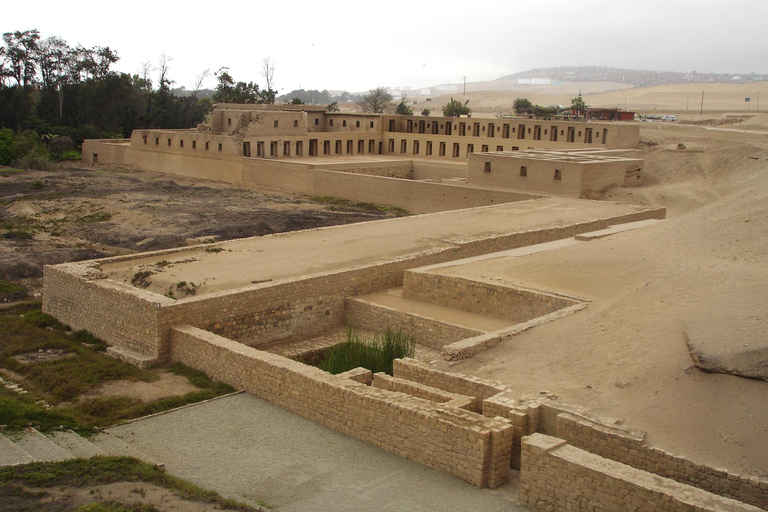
662 115 677 122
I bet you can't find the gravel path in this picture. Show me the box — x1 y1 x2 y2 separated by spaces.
108 393 527 512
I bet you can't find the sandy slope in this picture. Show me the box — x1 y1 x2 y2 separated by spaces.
432 122 768 476
420 81 768 115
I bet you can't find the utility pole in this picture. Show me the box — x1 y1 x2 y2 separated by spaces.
700 91 704 115
463 76 467 96
758 92 761 112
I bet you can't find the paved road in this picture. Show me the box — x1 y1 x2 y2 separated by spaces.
109 393 528 512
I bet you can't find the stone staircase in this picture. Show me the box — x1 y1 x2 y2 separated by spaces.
0 427 160 467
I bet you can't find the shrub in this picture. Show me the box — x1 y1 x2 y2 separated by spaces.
0 128 14 165
318 327 416 375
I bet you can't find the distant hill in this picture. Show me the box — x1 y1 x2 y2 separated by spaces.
501 66 766 88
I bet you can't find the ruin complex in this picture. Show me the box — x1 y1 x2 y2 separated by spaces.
41 105 767 511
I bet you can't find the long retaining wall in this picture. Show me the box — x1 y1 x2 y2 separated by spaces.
168 325 514 489
402 271 581 324
345 297 483 349
43 207 666 364
555 411 768 509
520 434 763 512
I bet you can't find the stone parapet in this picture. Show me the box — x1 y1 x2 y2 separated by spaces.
520 433 763 512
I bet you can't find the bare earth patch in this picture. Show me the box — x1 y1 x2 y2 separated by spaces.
82 370 199 402
4 481 249 512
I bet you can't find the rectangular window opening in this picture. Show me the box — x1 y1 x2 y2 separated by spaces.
520 166 527 177
554 169 562 180
484 161 491 173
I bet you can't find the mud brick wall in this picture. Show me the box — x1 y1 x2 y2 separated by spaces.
42 264 173 360
168 325 513 488
520 434 763 512
160 250 457 350
314 160 412 179
344 298 482 349
81 140 129 165
393 358 506 412
372 373 475 410
556 412 768 510
42 206 666 364
402 272 579 323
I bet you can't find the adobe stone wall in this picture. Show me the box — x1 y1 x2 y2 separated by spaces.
402 271 581 324
556 411 768 509
82 140 129 165
42 206 666 366
520 433 763 512
168 325 514 489
314 160 412 179
42 263 173 360
344 297 483 349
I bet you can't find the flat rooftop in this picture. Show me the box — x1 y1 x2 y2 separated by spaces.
100 197 656 296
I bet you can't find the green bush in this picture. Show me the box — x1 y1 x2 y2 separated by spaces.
318 327 416 375
0 128 14 165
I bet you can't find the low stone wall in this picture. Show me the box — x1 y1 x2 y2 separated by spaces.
345 297 482 349
372 373 476 410
314 160 412 179
42 263 173 360
82 140 129 165
520 434 763 512
43 207 666 368
402 272 580 324
394 358 507 406
168 325 514 488
556 411 768 509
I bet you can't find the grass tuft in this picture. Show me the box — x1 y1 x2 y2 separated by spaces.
318 326 415 375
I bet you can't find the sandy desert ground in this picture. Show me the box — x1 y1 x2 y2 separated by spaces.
418 80 768 117
429 118 768 477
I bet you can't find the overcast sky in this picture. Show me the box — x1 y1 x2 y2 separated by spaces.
4 0 767 94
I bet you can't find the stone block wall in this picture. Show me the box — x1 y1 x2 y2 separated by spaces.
372 372 476 411
520 433 763 512
556 412 768 509
42 207 666 368
344 297 483 349
168 325 514 489
393 358 507 409
402 271 580 324
42 263 173 361
314 160 412 179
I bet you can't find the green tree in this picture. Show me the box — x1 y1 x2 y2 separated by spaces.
0 127 14 165
358 87 392 113
326 101 340 112
442 97 471 117
421 107 430 117
571 93 586 117
513 98 532 115
395 94 413 115
290 97 304 104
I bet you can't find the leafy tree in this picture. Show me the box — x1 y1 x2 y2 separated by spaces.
442 97 471 117
0 127 14 164
421 107 430 117
571 93 586 116
513 98 532 115
290 97 304 104
326 101 340 112
358 87 392 113
395 95 413 115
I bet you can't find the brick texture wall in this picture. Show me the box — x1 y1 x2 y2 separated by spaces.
168 325 513 488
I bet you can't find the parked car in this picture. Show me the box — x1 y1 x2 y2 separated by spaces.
662 115 677 122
